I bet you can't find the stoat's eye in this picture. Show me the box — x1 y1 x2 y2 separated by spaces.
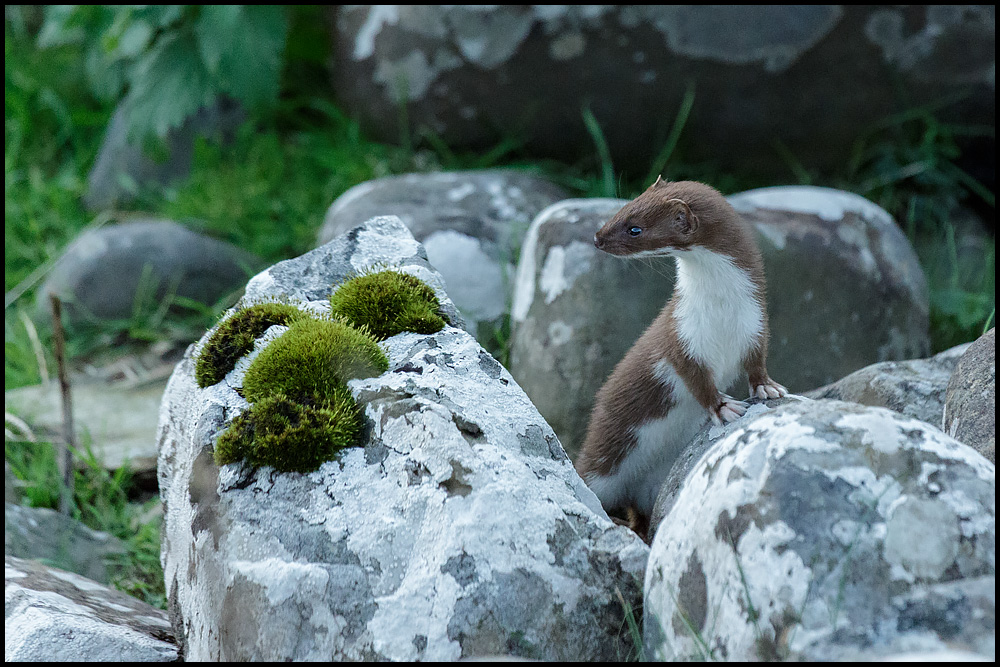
628 226 642 237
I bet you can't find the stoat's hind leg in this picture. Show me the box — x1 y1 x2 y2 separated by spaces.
751 377 788 400
626 506 650 544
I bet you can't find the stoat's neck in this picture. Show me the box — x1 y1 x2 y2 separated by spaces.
671 246 763 387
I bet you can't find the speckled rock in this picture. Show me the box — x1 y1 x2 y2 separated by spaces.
5 555 178 661
37 219 261 327
85 98 244 211
806 342 970 427
943 328 996 463
158 216 648 661
644 400 995 661
5 503 127 585
509 187 930 458
647 398 803 541
330 6 994 176
316 170 568 344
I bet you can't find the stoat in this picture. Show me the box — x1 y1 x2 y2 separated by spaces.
575 178 786 539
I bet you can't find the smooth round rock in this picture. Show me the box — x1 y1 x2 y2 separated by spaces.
644 399 995 661
37 219 261 327
317 170 568 343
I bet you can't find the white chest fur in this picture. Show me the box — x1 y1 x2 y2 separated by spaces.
672 247 763 390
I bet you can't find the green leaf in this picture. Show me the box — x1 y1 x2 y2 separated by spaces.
121 30 215 141
195 6 288 108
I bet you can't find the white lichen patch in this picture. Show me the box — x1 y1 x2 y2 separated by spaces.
729 186 895 229
511 198 625 322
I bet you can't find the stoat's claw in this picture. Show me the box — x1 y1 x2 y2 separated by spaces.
715 395 748 424
752 378 788 400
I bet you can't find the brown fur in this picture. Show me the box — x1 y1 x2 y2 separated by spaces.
576 179 778 532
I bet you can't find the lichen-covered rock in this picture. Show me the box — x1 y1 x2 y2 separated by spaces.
509 187 929 457
37 219 261 327
5 503 127 585
943 328 996 463
647 398 802 541
806 342 970 426
644 400 995 661
330 6 994 177
5 556 177 661
158 216 647 661
317 170 569 343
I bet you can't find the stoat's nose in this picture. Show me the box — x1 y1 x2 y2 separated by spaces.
594 233 604 249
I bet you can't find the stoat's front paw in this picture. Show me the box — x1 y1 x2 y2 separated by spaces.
752 377 788 400
712 395 748 426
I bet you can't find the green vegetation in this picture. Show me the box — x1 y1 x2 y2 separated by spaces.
330 269 448 341
5 438 166 609
214 389 363 472
240 317 388 404
195 300 307 388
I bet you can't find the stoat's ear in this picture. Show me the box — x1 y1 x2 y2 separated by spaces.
664 198 698 234
652 175 666 188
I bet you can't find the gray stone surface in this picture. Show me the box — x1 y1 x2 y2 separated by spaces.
729 186 930 388
5 555 178 661
943 328 996 463
5 379 167 475
509 187 930 458
331 6 994 177
647 398 802 541
644 400 995 661
317 170 569 343
37 219 261 327
85 98 244 211
805 342 970 427
5 503 127 585
159 216 647 661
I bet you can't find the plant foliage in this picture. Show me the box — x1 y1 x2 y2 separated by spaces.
37 5 289 143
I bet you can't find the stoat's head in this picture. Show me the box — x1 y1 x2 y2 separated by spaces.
594 177 737 257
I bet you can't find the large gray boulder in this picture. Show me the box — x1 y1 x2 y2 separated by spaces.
37 219 261 327
5 556 178 661
805 342 970 427
644 400 995 661
729 186 930 387
317 170 569 344
509 187 929 458
158 217 648 661
943 328 996 463
330 6 994 176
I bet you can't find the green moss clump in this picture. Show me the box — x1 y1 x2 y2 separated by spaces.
195 301 308 388
329 269 447 341
241 317 388 404
214 389 363 472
